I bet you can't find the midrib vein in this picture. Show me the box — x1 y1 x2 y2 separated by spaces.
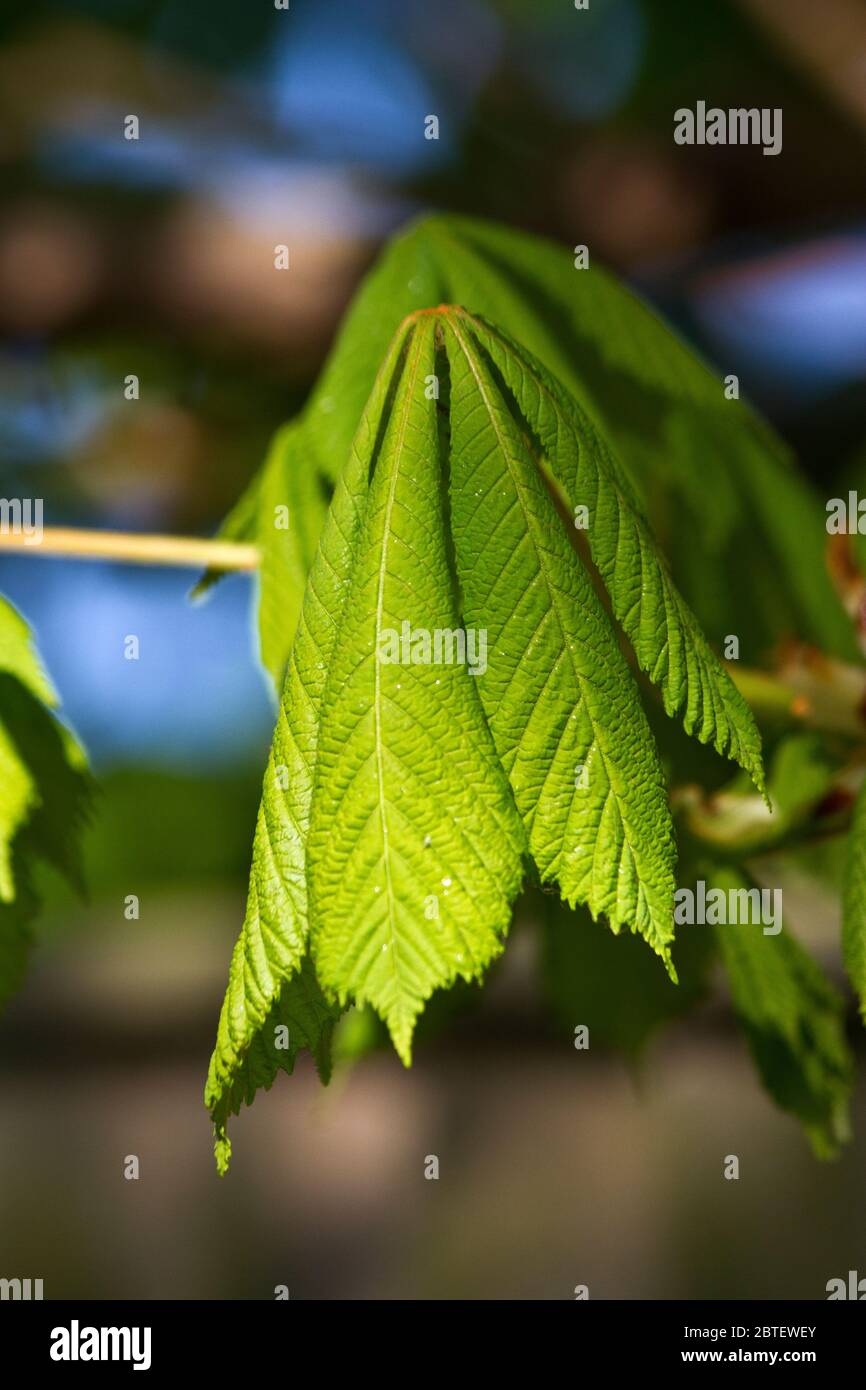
373 328 425 998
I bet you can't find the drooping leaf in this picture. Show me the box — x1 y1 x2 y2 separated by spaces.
205 320 416 1165
708 862 853 1158
307 316 528 1059
209 300 773 1168
443 310 676 962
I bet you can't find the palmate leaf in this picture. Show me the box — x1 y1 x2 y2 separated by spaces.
207 306 765 1168
707 862 853 1158
299 215 853 660
0 595 91 1003
213 215 849 696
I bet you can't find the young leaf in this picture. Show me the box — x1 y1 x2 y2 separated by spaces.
453 309 765 795
842 779 866 1022
307 316 527 1060
709 862 853 1158
443 310 676 963
205 319 416 1165
209 302 773 1166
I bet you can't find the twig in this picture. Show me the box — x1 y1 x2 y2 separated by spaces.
0 527 259 571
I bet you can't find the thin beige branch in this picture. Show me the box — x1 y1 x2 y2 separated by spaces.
0 527 259 571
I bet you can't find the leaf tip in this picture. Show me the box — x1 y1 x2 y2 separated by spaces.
213 1123 232 1177
391 1027 414 1068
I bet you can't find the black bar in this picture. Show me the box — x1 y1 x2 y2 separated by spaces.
3 1299 862 1375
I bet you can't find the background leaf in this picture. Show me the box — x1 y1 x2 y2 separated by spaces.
0 595 91 1003
707 861 853 1158
541 892 714 1057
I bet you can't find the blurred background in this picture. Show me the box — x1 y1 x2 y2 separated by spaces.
1 0 865 1299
